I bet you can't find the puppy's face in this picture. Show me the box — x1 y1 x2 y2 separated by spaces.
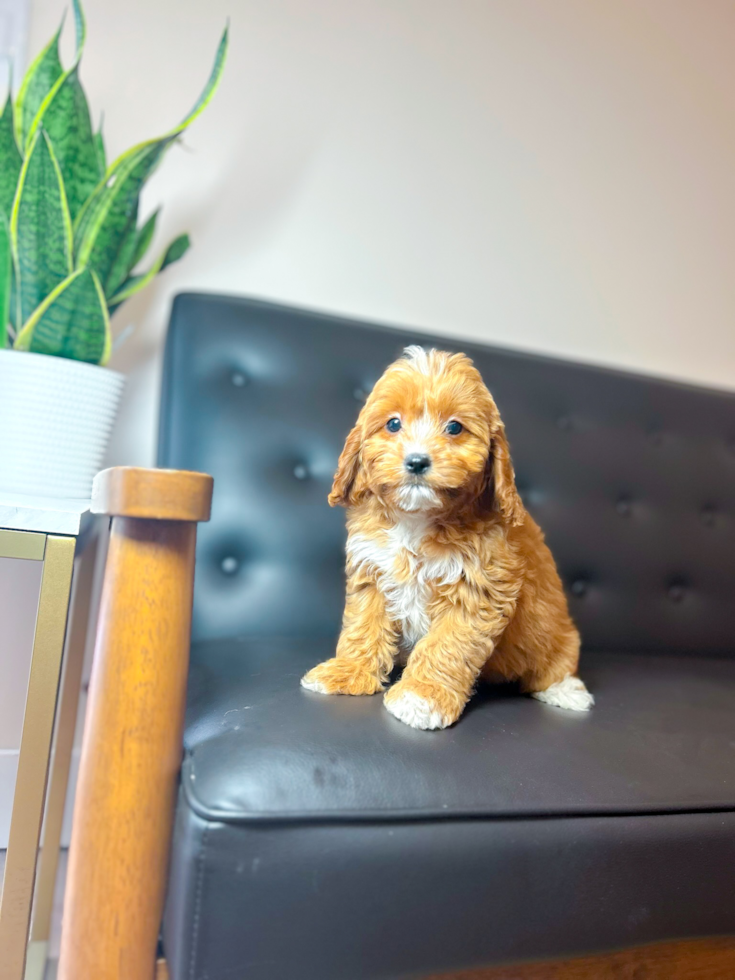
330 346 523 523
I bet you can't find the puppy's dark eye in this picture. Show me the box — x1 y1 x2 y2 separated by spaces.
445 420 463 435
386 417 402 433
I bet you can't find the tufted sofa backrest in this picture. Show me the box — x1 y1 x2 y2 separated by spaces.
158 293 735 655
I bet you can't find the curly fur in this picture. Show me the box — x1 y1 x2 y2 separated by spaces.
302 347 593 729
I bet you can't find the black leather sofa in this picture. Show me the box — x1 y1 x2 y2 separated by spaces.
160 293 735 980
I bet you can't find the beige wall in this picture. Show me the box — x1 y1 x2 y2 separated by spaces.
27 0 735 470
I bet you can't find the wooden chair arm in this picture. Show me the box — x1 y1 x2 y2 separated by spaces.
91 466 213 522
58 467 213 980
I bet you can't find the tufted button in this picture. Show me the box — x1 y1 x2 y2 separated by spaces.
293 464 309 480
557 416 572 431
700 505 716 527
648 430 664 446
616 497 632 517
667 582 686 603
353 384 374 402
231 370 248 387
570 579 588 597
221 556 239 575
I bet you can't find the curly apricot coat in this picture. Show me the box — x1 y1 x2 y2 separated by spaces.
302 346 593 729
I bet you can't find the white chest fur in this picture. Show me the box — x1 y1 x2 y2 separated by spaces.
347 517 464 647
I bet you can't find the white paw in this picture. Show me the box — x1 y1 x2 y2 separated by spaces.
300 676 328 694
531 674 594 712
384 691 450 730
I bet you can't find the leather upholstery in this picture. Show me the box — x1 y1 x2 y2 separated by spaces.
182 641 735 821
159 293 735 654
159 294 735 979
165 802 735 980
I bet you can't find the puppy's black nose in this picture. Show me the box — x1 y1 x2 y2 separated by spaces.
404 453 432 475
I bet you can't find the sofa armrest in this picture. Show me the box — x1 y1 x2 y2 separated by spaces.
91 466 213 522
58 467 213 980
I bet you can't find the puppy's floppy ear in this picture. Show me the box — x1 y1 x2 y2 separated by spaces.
488 423 524 526
328 423 367 507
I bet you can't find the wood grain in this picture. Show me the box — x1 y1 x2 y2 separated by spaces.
58 467 212 980
154 938 735 979
429 936 735 980
92 466 213 522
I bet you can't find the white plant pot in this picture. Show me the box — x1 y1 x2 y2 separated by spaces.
0 350 125 499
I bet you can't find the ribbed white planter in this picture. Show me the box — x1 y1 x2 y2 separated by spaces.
0 350 125 499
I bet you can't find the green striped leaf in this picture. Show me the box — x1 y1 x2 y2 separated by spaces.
14 266 111 364
72 0 87 54
130 208 159 271
171 23 228 135
101 199 139 299
0 92 22 220
74 140 165 286
9 257 19 330
14 21 64 148
0 214 10 348
103 204 170 301
35 65 103 220
102 206 160 301
94 118 106 174
11 129 73 327
21 0 97 222
74 25 228 288
109 233 189 308
25 0 86 148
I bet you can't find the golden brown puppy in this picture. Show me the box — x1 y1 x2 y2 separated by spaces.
301 346 593 729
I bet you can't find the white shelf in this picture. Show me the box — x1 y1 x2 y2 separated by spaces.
0 492 93 536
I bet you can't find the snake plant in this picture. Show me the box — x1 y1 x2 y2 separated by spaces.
0 0 227 363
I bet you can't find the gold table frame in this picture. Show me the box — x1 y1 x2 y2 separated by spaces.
0 520 97 980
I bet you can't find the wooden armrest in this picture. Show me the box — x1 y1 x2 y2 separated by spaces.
59 467 213 980
92 466 213 522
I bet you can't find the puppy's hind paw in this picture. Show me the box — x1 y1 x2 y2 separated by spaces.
530 674 594 712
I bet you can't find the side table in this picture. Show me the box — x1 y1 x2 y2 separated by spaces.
0 494 99 980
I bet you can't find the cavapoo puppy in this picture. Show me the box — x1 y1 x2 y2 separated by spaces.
301 346 593 729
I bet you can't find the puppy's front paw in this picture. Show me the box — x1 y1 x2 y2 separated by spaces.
301 658 384 696
383 680 463 730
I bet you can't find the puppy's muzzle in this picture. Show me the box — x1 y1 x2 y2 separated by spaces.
404 453 432 475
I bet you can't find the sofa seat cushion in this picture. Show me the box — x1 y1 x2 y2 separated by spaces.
166 640 735 979
183 638 735 822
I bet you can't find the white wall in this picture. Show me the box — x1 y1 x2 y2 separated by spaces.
27 0 735 470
